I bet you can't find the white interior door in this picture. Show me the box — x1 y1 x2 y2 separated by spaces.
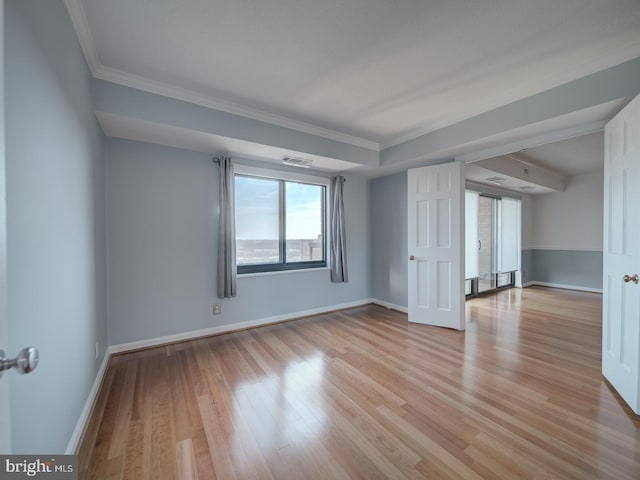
408 162 464 330
0 0 11 452
602 94 640 415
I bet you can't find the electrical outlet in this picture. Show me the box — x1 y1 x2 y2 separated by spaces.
95 341 99 359
213 303 222 315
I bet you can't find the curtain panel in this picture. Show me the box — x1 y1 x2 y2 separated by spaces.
217 156 237 298
330 175 348 283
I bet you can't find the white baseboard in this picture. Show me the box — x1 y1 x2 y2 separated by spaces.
370 298 408 313
523 281 602 294
65 298 375 453
109 299 373 355
66 350 111 454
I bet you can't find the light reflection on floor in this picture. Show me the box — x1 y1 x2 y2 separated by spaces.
233 354 326 453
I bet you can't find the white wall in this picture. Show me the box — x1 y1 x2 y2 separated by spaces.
526 170 603 289
106 138 371 345
6 0 107 453
520 193 534 250
531 171 603 251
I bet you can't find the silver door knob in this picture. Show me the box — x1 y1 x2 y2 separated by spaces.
623 274 639 284
0 347 39 378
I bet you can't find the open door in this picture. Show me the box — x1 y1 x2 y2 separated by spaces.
408 162 465 330
602 94 640 414
0 0 11 452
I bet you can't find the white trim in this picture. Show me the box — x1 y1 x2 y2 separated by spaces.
525 247 603 252
65 351 111 454
523 281 602 293
109 299 372 355
65 298 375 453
455 121 606 164
64 0 378 150
59 0 640 157
370 299 408 313
62 2 379 152
94 66 379 151
63 0 100 73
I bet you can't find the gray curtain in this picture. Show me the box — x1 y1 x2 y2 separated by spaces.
330 176 348 283
217 156 237 298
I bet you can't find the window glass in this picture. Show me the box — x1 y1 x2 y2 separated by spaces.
234 171 327 273
235 176 280 265
285 182 324 262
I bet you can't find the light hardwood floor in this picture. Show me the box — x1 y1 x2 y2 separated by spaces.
78 287 640 479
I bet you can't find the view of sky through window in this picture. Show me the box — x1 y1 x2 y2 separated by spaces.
235 175 324 266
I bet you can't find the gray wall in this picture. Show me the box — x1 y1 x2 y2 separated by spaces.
106 138 371 345
6 0 107 453
93 80 379 167
370 172 408 307
529 250 603 289
369 167 599 306
520 194 534 284
529 171 603 289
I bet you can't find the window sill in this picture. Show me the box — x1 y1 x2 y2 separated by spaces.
238 266 330 278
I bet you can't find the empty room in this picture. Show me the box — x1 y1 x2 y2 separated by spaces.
2 1 640 479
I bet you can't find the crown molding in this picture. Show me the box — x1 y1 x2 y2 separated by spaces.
64 0 640 157
380 125 442 150
93 65 380 150
455 120 606 164
64 1 379 152
64 0 100 73
381 45 640 151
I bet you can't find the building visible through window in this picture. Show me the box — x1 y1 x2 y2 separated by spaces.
234 168 328 273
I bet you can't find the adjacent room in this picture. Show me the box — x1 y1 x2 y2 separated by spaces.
2 1 640 479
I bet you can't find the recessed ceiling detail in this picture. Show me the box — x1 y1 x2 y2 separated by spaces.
65 0 640 148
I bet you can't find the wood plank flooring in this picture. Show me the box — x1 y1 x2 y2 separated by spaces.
78 287 640 479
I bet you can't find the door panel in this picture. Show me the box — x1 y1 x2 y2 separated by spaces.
408 162 464 330
602 94 640 414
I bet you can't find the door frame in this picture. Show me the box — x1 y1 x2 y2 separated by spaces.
0 0 12 453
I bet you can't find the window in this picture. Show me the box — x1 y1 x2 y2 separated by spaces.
234 166 328 274
465 189 521 297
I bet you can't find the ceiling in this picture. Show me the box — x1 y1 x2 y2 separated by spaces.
65 0 640 186
68 0 640 149
465 130 605 194
518 131 604 176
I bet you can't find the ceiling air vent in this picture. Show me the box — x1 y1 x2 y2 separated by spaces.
282 156 313 168
485 176 506 185
520 186 535 193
